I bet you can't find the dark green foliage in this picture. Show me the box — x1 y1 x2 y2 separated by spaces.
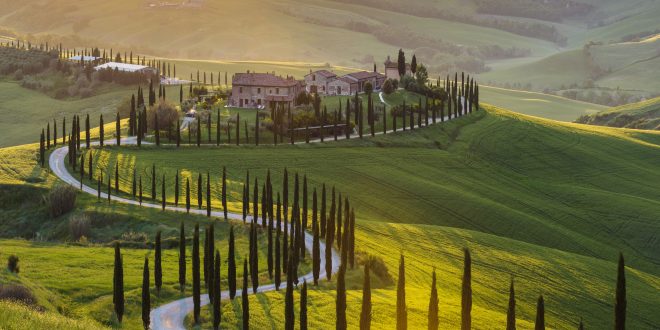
285 254 294 330
397 255 407 330
336 264 347 330
154 231 162 293
193 224 201 324
360 264 372 330
206 172 211 217
185 178 191 213
615 253 626 330
301 280 308 330
462 248 472 330
161 175 166 210
213 250 221 330
179 222 186 292
312 188 320 285
197 173 202 209
228 226 237 299
116 112 121 146
507 279 515 330
174 170 179 206
141 257 150 330
113 243 124 323
397 49 406 78
99 115 104 146
151 165 156 201
242 260 249 330
222 167 228 220
535 295 545 330
249 223 259 293
428 269 438 330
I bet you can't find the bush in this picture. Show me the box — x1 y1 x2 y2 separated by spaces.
358 253 393 285
7 255 19 273
69 214 91 241
0 285 37 306
47 185 77 218
382 79 395 95
148 100 179 130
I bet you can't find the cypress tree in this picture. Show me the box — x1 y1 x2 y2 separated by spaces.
204 229 210 289
116 112 121 146
250 223 259 293
336 264 347 330
113 242 124 323
507 278 516 330
336 193 342 251
139 176 143 205
222 166 228 220
462 248 472 330
186 178 191 213
301 280 308 330
208 225 215 299
321 183 326 237
98 174 102 200
132 169 137 198
255 110 260 146
213 250 221 330
85 114 90 148
174 170 179 206
312 188 320 285
206 172 211 217
155 231 162 293
325 187 335 280
578 318 584 330
535 295 545 330
360 263 372 330
99 115 104 146
285 254 294 330
39 130 44 167
615 252 626 330
179 222 186 292
193 224 201 324
397 255 407 330
228 226 237 299
141 257 150 330
89 152 93 180
46 123 50 149
53 119 57 147
242 259 249 330
63 117 66 145
236 113 240 146
197 173 202 209
151 165 156 201
216 111 221 146
428 269 438 330
349 209 356 269
161 175 166 210
275 218 281 290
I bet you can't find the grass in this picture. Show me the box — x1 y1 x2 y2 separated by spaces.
0 300 106 330
576 96 660 129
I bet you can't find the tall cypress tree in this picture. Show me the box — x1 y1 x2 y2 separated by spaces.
116 112 121 146
349 209 356 269
312 188 320 285
213 249 221 330
113 242 124 323
615 253 626 330
151 165 156 201
242 259 249 330
336 264 347 330
397 255 407 330
428 269 438 330
85 114 90 148
161 175 166 210
535 295 545 330
462 248 472 330
228 226 237 299
507 278 516 330
360 263 372 330
301 280 308 330
99 115 104 146
206 172 211 217
275 220 281 290
197 173 202 210
141 257 150 330
250 223 259 293
186 178 191 213
155 231 162 294
222 166 228 220
321 184 326 237
193 224 201 325
285 254 294 330
179 222 186 292
174 170 179 206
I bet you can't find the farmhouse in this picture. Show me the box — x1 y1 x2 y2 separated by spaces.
94 62 157 74
384 55 411 80
230 72 304 108
328 77 353 96
343 71 386 94
304 70 337 95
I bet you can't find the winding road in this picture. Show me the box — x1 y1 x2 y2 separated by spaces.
48 100 469 329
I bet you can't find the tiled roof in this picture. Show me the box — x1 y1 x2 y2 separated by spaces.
345 71 385 81
233 73 299 87
307 70 337 78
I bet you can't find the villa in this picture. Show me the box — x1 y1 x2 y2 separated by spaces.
230 72 304 108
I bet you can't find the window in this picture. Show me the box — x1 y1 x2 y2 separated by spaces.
239 87 243 93
257 88 261 94
276 88 280 94
312 74 316 81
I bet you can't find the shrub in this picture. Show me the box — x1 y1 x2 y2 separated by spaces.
148 100 179 130
382 79 395 95
7 255 19 273
69 214 91 241
0 285 37 306
358 253 393 285
47 185 77 218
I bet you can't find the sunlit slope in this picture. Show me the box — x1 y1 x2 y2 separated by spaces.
90 107 660 275
479 85 608 121
576 96 660 129
0 300 106 330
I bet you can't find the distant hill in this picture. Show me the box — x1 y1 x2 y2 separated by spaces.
576 96 660 129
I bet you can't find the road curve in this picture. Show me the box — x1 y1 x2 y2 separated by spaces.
49 103 468 329
49 136 340 330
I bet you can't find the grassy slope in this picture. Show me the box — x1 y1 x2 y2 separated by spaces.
480 85 608 121
0 300 106 330
576 96 660 129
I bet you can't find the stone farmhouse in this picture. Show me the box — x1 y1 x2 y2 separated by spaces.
230 72 304 108
384 55 411 80
308 70 386 96
304 70 337 94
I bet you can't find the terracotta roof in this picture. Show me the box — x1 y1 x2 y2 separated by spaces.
344 71 385 81
233 73 299 87
306 70 336 78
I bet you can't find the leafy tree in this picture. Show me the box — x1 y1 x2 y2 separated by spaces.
360 263 372 330
179 222 186 292
535 295 545 330
462 248 472 330
193 224 201 324
428 269 438 330
507 278 516 330
155 231 162 293
615 253 626 330
141 257 150 330
113 242 124 323
416 64 429 87
397 255 407 330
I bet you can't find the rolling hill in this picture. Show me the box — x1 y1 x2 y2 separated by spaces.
576 96 660 129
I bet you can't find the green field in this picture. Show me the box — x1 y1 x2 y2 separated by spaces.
576 96 660 129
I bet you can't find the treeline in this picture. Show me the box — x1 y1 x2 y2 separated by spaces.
473 0 593 22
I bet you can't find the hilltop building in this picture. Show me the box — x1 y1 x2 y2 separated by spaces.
230 72 304 108
384 55 411 80
307 69 386 96
94 62 157 74
304 70 337 94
